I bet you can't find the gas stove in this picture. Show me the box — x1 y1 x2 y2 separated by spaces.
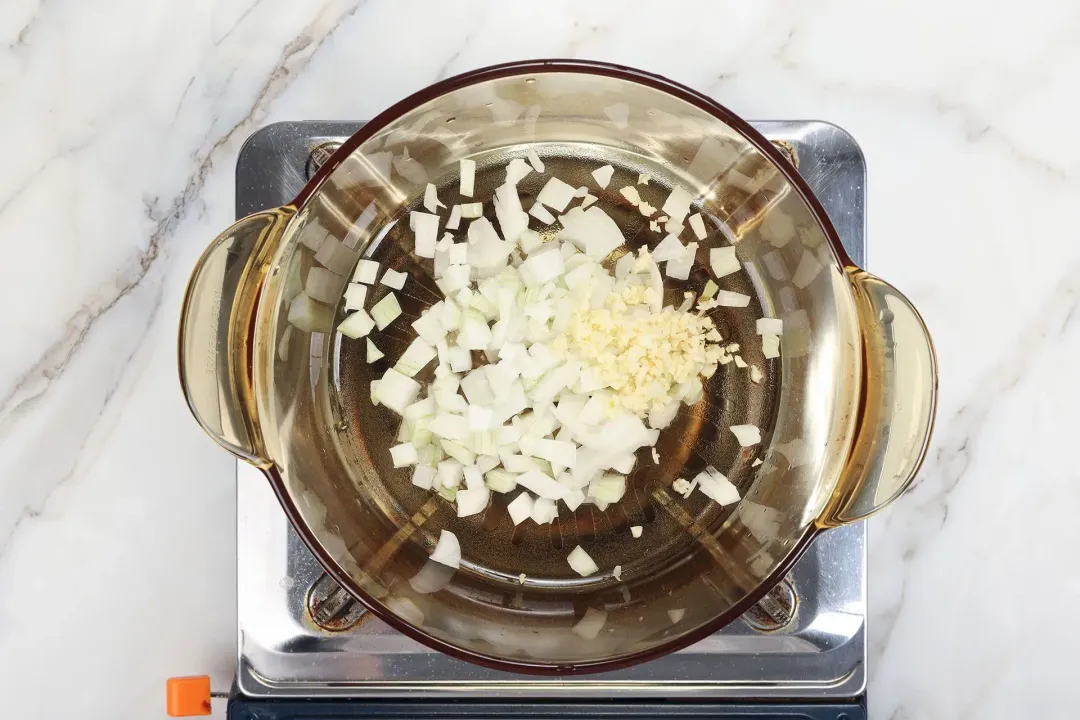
228 121 867 719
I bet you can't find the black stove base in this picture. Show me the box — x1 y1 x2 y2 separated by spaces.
227 695 866 720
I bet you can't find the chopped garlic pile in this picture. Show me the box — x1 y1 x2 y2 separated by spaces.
565 267 723 417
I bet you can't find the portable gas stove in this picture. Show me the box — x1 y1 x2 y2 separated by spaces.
226 121 867 719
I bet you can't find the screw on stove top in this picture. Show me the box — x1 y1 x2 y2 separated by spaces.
306 141 342 179
742 575 798 632
305 572 367 632
770 139 800 169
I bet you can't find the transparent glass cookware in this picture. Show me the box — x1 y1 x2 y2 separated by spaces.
178 60 936 674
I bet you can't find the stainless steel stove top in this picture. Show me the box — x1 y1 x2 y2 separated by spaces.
234 121 867 700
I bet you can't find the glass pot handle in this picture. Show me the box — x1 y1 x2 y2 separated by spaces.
820 270 938 527
177 207 294 468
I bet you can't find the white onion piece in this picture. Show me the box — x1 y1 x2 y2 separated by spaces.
423 183 445 213
337 309 375 339
638 200 656 217
412 312 448 346
619 186 641 206
613 565 622 580
494 182 529 244
589 475 625 504
559 206 624 259
484 468 518 493
519 247 565 287
665 242 697 280
366 338 384 363
648 399 679 430
412 465 436 490
459 159 476 197
516 469 567 500
527 149 545 172
446 204 462 230
507 492 534 525
352 259 379 284
709 247 740 279
390 443 418 468
531 497 558 525
689 213 707 240
506 158 533 185
536 177 576 212
463 465 485 490
729 424 762 447
410 211 440 259
591 164 614 189
430 529 461 568
374 368 421 415
344 284 368 311
695 467 740 505
437 459 464 489
757 317 783 335
750 365 764 383
528 202 556 224
762 334 780 359
580 194 598 209
631 525 642 538
661 185 692 225
567 545 599 576
651 233 684 263
396 338 437 377
668 608 685 625
429 413 469 442
456 486 489 517
460 202 483 218
380 268 407 290
371 292 402 329
714 290 751 307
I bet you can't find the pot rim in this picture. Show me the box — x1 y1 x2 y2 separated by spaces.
272 58 845 675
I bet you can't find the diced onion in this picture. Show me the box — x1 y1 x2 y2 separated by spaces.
380 268 408 290
446 204 462 230
460 202 483 218
528 203 556 224
456 486 490 517
371 292 402 329
423 183 445 213
412 465 436 490
374 368 421 414
410 211 440 259
613 565 622 580
506 158 533 185
762 334 780 359
390 443 418 467
567 545 599 576
459 159 476 197
366 338 384 362
709 247 740 279
344 284 368 311
630 525 642 538
651 233 685 263
714 290 751 307
756 317 783 335
507 492 534 524
571 607 607 639
668 608 685 624
430 529 461 568
527 149 545 172
591 164 614 189
337 309 375 339
396 338 437 377
661 186 692 225
352 259 379 284
536 177 576 212
729 424 761 447
689 213 707 240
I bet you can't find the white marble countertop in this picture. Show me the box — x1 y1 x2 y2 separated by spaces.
2 0 1078 717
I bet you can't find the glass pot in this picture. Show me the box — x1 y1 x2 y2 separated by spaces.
178 60 936 674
